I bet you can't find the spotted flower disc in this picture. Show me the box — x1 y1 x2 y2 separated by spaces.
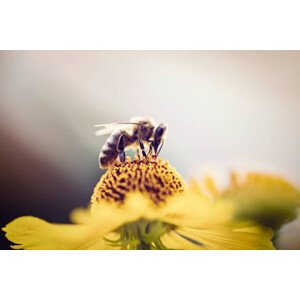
91 156 186 204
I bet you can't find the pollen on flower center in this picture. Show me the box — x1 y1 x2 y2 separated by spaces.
91 156 186 204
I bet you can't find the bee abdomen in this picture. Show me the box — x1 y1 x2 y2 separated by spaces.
99 150 118 169
99 132 120 169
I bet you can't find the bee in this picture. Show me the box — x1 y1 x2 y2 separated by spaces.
95 117 167 169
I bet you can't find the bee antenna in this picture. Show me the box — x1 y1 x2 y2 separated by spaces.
117 122 140 125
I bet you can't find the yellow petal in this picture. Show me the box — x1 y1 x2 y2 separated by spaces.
2 193 163 250
161 189 234 228
224 172 300 205
3 216 116 250
91 192 161 226
161 225 274 250
223 172 300 229
204 175 221 198
69 206 93 224
160 229 207 250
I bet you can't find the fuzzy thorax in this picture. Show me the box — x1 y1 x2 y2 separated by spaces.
91 156 186 204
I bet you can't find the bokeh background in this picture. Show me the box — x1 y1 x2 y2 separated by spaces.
0 51 299 249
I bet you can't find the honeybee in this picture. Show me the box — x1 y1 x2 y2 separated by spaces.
95 117 167 169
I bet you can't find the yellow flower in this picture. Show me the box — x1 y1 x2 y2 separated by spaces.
92 156 185 204
2 157 274 250
204 172 300 231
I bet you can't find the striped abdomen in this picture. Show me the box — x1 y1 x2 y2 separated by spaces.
99 130 134 169
99 131 121 169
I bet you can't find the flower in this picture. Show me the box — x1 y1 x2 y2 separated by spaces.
2 157 274 250
92 156 185 204
203 172 300 231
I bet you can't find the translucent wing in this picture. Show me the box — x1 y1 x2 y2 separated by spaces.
94 123 121 136
94 122 139 136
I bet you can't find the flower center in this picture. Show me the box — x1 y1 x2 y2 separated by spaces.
105 219 173 250
91 156 185 204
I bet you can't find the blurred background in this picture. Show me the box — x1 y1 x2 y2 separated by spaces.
0 51 299 249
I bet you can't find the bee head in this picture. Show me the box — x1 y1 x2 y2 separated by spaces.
154 123 167 142
151 123 167 156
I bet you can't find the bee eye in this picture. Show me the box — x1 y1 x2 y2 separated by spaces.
156 127 164 138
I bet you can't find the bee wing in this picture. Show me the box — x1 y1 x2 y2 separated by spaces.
94 123 120 136
94 121 140 136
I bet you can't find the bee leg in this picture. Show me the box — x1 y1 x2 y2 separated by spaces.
152 139 164 157
139 140 147 157
136 148 141 160
117 134 126 163
119 151 126 163
156 139 164 156
148 142 154 156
